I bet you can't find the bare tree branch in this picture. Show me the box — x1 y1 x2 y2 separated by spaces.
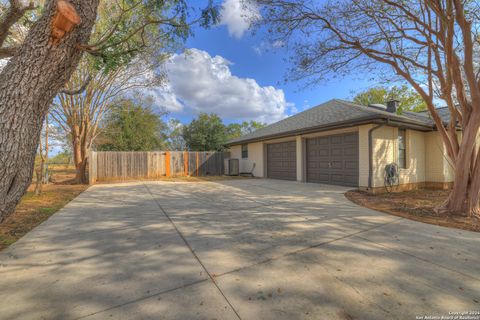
0 0 35 47
59 75 92 95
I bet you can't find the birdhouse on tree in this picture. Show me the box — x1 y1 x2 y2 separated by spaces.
51 0 81 44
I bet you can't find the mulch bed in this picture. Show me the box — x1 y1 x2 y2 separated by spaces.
345 189 480 232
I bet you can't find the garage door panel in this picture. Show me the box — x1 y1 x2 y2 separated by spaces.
345 161 358 169
311 174 329 184
331 136 343 144
306 133 359 187
343 175 358 187
319 161 330 169
344 148 358 156
317 137 329 145
331 148 343 156
318 149 329 157
267 141 296 181
330 161 343 169
331 174 345 184
343 134 357 143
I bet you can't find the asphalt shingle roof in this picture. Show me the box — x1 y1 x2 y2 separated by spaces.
417 107 452 123
229 99 445 145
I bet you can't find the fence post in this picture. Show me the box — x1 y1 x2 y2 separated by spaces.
196 152 199 176
183 151 188 176
165 151 171 177
88 150 96 185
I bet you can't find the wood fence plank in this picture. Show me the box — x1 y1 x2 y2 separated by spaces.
90 150 224 183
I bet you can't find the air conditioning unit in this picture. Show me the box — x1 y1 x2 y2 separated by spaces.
224 158 239 176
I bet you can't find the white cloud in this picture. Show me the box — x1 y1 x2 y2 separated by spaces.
151 49 292 123
289 105 298 114
252 40 285 56
219 0 260 39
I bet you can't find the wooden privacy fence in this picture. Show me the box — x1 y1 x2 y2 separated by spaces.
88 151 227 184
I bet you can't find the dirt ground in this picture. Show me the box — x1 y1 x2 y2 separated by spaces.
345 189 480 232
0 166 88 250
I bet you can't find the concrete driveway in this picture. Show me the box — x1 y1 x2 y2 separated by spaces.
0 179 479 320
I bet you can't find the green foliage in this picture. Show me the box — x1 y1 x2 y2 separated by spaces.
353 85 427 113
88 0 219 72
97 99 168 151
183 113 228 151
226 121 266 140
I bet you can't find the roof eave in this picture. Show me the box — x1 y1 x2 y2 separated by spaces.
227 116 434 146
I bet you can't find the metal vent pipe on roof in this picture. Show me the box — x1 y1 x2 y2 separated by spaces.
386 100 400 113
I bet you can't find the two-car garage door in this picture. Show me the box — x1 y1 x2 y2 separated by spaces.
266 133 359 187
306 133 359 187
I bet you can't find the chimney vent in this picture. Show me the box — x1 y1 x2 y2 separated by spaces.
386 100 399 113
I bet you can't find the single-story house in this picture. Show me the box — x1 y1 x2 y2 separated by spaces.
227 99 454 193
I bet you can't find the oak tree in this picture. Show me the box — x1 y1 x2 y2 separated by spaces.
96 99 168 152
0 0 217 221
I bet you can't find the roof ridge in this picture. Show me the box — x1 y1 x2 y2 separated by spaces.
237 99 339 137
228 98 440 145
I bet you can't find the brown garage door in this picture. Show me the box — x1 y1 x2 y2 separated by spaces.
267 141 296 181
306 133 359 187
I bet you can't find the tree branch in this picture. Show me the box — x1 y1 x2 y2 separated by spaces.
0 45 17 58
60 75 92 95
0 0 35 47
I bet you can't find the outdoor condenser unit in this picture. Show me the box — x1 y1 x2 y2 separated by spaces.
224 158 239 176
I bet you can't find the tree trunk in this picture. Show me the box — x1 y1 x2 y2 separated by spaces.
440 111 480 217
0 0 99 222
71 125 88 184
73 141 88 184
34 159 44 196
44 114 49 184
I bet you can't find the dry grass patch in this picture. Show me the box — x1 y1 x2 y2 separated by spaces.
0 167 87 250
345 189 480 232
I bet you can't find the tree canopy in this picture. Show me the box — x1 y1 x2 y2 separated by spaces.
226 121 266 140
183 113 228 151
96 99 168 152
183 114 266 151
353 85 427 113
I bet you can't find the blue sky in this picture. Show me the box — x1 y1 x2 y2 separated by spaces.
150 0 375 125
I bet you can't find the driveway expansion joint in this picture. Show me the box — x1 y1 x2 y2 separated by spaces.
143 183 242 320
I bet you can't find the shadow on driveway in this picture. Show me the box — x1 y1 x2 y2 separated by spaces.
0 179 478 319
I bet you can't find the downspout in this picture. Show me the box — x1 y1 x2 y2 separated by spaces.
368 121 387 190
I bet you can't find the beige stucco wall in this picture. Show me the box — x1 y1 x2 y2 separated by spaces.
229 143 264 177
371 126 426 188
425 132 454 183
230 145 241 159
400 129 426 184
248 142 265 177
296 136 304 182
